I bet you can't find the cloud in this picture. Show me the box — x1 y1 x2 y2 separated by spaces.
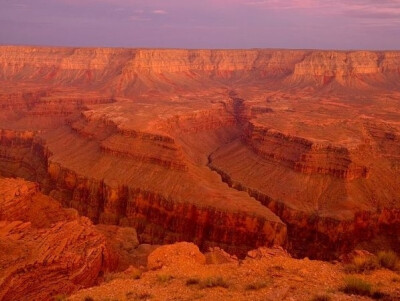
343 2 400 19
130 16 151 21
243 0 400 20
152 9 167 15
244 0 329 9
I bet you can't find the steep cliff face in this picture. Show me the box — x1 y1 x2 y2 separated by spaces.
0 46 399 93
0 129 51 187
45 147 287 256
245 123 369 180
0 178 113 301
0 101 287 257
208 157 400 259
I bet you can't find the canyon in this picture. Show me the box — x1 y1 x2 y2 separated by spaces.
0 46 400 298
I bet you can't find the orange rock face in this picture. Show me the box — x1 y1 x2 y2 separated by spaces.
0 46 399 260
0 178 112 301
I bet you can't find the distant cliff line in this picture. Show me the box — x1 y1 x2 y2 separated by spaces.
0 45 399 94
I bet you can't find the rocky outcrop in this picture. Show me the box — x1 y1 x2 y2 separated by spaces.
95 224 140 271
0 178 113 301
147 242 206 270
245 123 369 180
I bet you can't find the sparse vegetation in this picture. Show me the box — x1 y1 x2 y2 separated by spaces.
199 276 229 289
104 269 142 282
344 255 379 273
84 297 94 301
341 276 384 299
344 250 400 274
271 265 284 271
342 276 372 296
186 277 200 286
310 294 331 301
132 270 142 280
377 250 399 271
156 274 173 283
134 292 152 300
126 291 135 298
245 280 268 291
53 294 67 301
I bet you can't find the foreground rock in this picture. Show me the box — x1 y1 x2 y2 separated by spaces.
0 178 113 301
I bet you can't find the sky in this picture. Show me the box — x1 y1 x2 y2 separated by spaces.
1 0 400 50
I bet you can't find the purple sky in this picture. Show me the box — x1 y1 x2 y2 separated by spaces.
1 0 400 50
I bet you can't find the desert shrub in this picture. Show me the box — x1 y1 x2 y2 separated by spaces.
186 278 200 286
271 265 284 271
310 295 331 301
53 295 67 301
134 292 152 300
156 274 173 283
371 291 385 299
344 255 379 273
131 270 142 280
342 276 372 296
245 280 268 291
377 250 399 271
200 276 229 289
84 297 94 301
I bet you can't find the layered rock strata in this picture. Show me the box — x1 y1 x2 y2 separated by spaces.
0 46 399 260
0 177 113 301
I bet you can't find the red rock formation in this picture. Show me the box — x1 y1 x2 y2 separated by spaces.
0 46 399 261
245 122 369 180
147 242 206 270
0 178 113 301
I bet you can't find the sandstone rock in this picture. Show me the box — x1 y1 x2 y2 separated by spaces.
96 224 140 271
147 242 206 270
340 249 375 264
246 246 291 260
0 178 112 301
205 247 239 264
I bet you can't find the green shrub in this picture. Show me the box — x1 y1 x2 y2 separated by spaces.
53 295 67 301
344 255 379 273
310 295 331 301
200 276 229 289
342 276 372 296
134 292 152 300
245 280 268 291
377 250 399 271
156 274 173 283
186 278 200 286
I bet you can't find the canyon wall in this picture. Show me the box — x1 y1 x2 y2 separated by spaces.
1 46 399 92
0 46 399 260
0 123 287 257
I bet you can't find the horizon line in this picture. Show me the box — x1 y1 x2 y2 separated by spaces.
1 43 399 52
